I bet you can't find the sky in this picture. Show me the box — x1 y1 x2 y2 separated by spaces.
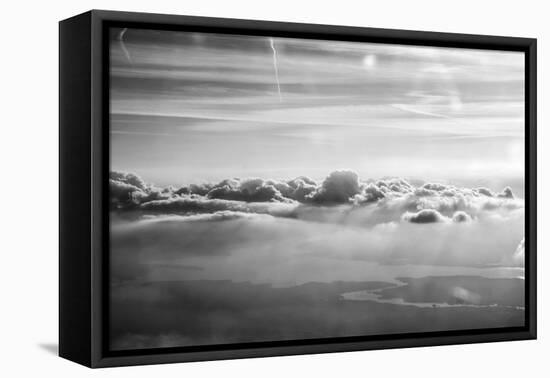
109 27 525 193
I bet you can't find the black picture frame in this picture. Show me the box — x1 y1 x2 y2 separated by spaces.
59 9 537 368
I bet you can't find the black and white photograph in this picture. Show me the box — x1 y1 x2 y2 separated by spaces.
108 27 526 351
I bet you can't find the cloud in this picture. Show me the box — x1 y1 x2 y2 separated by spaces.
173 176 319 204
450 286 482 304
422 183 448 191
206 177 292 203
111 203 525 288
142 195 259 213
354 183 386 204
452 211 472 223
476 187 495 197
307 170 361 204
498 187 515 199
110 179 143 209
283 177 318 202
140 211 259 223
110 170 523 226
174 183 213 196
110 171 147 190
139 194 297 219
110 171 173 209
353 178 414 204
402 209 448 223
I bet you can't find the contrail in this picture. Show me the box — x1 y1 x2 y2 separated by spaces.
269 38 282 102
118 28 132 64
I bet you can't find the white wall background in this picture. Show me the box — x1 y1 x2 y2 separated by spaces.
0 0 546 376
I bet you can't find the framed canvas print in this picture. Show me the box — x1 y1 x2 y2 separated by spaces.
59 10 537 368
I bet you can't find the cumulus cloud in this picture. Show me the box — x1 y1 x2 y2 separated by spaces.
354 183 388 204
402 209 448 223
498 187 515 199
354 178 413 203
452 211 472 223
476 187 495 197
206 177 292 203
110 171 171 209
422 183 448 192
174 183 213 196
110 178 142 208
284 177 318 202
110 171 523 228
110 171 147 190
307 170 361 204
173 176 319 204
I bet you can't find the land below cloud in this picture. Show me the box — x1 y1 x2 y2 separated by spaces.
111 276 524 350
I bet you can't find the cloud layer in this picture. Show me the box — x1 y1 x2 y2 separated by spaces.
110 170 523 226
109 170 524 275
